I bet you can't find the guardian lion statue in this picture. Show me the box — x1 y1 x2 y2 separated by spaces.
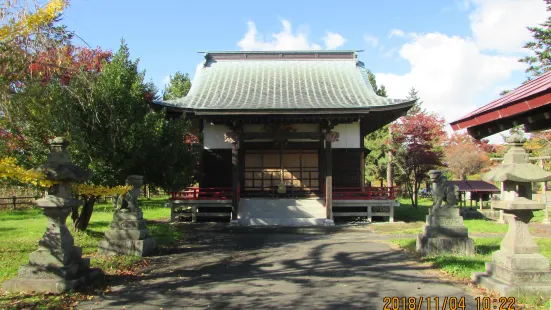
114 175 142 213
428 170 459 212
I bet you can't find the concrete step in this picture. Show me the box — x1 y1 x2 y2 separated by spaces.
239 217 329 227
238 198 326 219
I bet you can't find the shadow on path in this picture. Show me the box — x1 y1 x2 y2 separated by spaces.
79 224 478 310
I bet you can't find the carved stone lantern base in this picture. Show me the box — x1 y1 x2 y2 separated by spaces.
2 201 103 293
416 208 475 256
473 207 551 297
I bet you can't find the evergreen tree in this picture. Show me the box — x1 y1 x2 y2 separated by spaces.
406 87 424 115
363 70 392 186
163 72 192 100
520 0 551 79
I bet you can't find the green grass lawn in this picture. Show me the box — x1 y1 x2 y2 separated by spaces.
389 237 551 308
370 198 538 235
0 196 177 286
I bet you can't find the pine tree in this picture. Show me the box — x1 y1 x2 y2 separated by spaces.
520 0 551 79
406 87 423 115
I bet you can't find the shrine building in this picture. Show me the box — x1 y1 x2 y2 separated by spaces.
154 50 415 226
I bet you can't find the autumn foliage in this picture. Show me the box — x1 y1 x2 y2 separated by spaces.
391 111 446 207
28 45 112 85
444 132 491 180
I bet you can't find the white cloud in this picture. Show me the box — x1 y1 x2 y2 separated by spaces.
376 33 524 128
375 0 544 136
237 20 330 51
363 34 379 47
389 29 405 38
323 32 346 49
470 0 547 53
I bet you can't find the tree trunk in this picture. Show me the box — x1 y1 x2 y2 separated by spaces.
73 195 97 231
413 178 420 208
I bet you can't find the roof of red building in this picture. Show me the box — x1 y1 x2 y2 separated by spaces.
460 71 551 120
450 71 551 135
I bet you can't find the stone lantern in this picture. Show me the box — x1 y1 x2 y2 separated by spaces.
2 137 103 293
472 135 551 297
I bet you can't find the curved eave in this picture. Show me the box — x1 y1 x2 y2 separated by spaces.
152 99 415 116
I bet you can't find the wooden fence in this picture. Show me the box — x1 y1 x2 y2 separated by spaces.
0 196 40 210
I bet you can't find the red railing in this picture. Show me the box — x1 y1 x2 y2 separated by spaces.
331 186 399 200
169 187 238 201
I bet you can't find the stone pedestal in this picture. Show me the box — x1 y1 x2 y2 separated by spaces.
416 207 475 256
473 208 551 297
98 209 155 256
3 198 103 294
98 176 155 257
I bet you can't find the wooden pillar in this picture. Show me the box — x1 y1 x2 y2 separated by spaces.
231 138 239 221
479 197 483 211
225 131 241 222
360 147 365 188
325 140 333 221
387 126 393 189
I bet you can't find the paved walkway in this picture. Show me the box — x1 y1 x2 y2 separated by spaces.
79 225 479 310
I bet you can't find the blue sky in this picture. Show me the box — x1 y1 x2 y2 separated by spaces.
63 0 547 140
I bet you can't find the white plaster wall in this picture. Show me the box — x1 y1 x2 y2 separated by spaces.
332 122 360 148
203 122 231 149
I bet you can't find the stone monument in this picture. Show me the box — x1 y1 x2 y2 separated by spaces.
472 135 551 297
416 170 475 256
98 175 156 256
2 137 103 293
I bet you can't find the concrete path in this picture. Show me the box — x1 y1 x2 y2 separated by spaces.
79 225 479 310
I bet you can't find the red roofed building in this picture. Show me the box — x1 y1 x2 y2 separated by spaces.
450 71 551 139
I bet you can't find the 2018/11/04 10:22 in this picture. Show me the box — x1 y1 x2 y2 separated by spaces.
382 296 466 310
383 296 517 310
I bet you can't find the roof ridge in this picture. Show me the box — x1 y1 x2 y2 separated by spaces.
201 50 363 54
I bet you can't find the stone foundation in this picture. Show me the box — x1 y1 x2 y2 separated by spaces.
3 267 103 294
98 210 156 257
416 208 475 256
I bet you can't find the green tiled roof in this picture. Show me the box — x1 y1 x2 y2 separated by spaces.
155 52 413 113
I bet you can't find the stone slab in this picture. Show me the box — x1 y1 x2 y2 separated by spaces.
431 207 462 217
423 225 469 238
493 199 545 211
2 268 103 294
416 235 475 256
98 237 155 257
489 263 551 284
239 218 328 227
104 228 149 241
473 270 551 297
492 251 550 271
28 246 83 267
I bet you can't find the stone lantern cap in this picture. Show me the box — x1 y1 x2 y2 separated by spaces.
482 134 551 183
37 137 90 182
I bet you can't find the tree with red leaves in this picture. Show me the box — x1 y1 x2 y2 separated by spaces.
444 132 491 180
391 111 446 207
28 45 112 86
